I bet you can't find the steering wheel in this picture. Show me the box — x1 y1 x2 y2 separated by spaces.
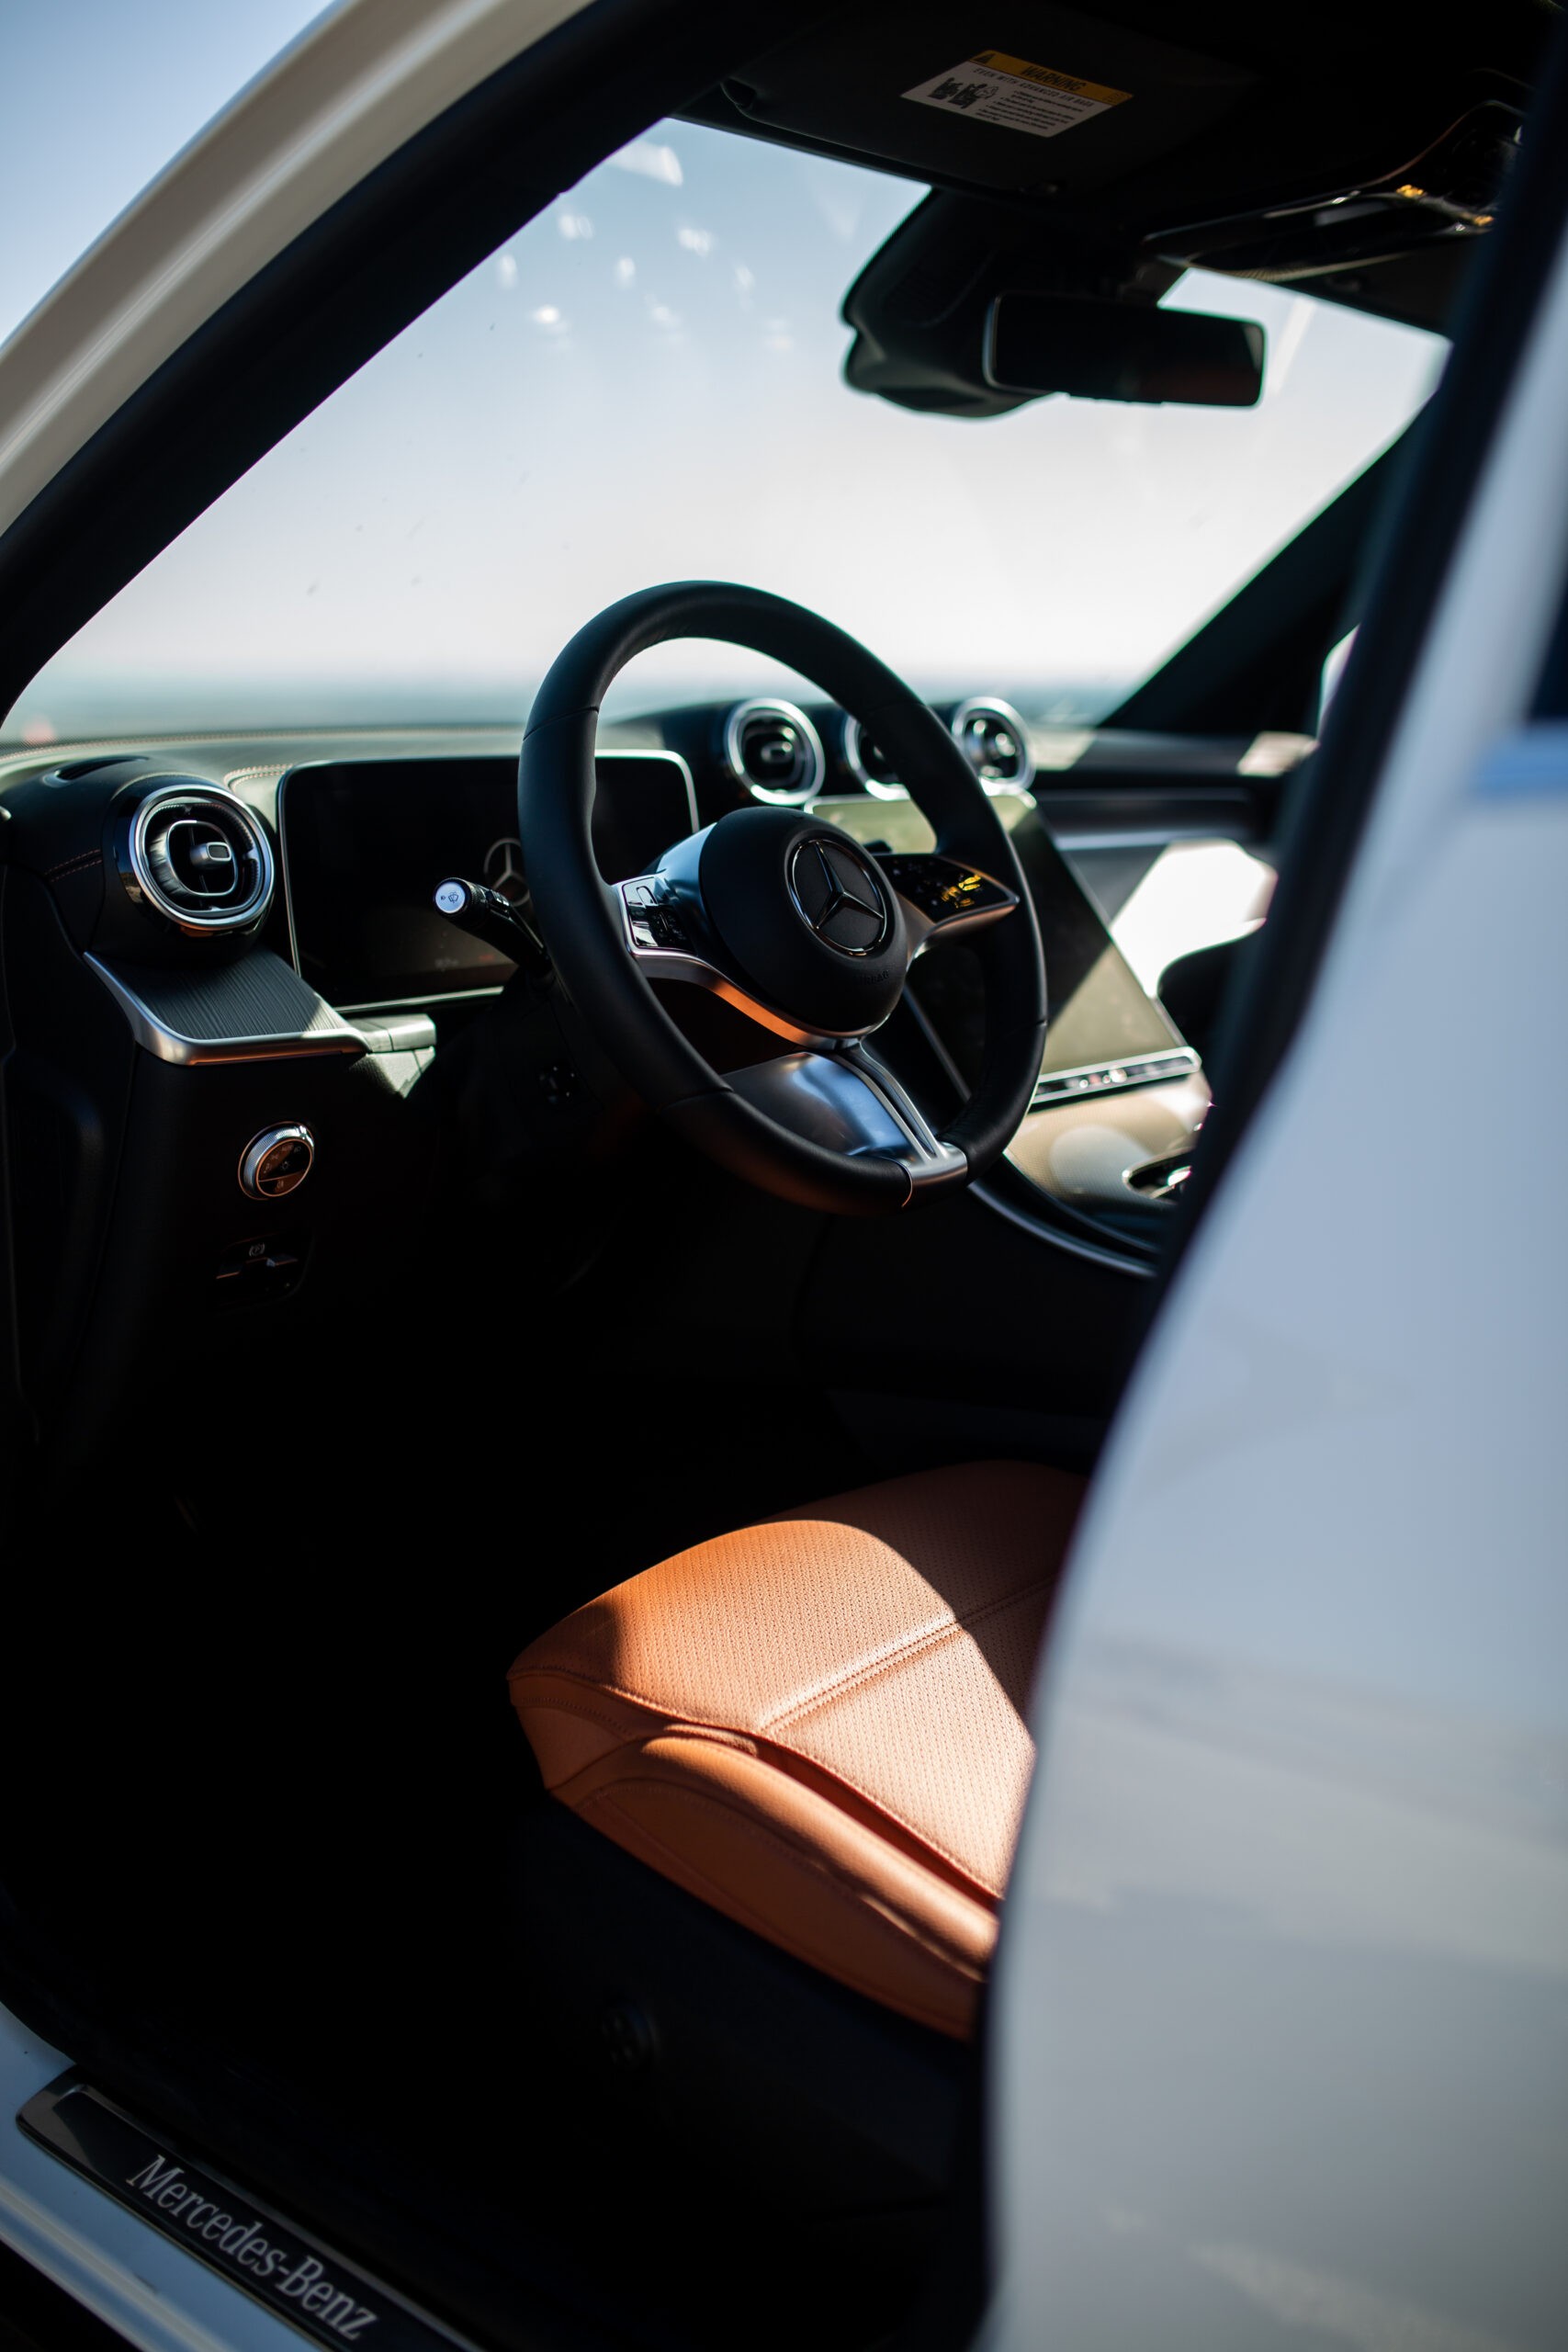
518 583 1046 1216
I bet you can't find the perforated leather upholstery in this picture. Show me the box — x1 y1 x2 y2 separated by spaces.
508 1461 1084 2038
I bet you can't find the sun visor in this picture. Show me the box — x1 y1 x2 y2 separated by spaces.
1155 101 1521 281
714 4 1258 203
686 6 1550 345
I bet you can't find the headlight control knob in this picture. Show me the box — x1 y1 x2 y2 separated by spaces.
239 1123 314 1200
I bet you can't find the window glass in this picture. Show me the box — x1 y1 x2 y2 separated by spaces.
0 0 331 355
6 118 1446 746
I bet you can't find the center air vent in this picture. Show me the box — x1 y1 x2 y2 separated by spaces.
950 698 1035 795
840 715 905 799
722 698 826 807
127 785 274 935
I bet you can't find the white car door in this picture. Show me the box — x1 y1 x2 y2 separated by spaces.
989 76 1568 2352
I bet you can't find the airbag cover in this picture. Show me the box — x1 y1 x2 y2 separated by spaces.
697 807 907 1034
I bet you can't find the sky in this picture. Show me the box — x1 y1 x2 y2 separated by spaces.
2 3 1448 742
0 0 334 350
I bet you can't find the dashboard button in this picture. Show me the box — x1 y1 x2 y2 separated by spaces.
214 1233 306 1305
238 1124 314 1200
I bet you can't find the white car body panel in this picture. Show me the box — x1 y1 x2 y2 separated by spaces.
988 222 1568 2348
0 2007 310 2352
0 0 592 543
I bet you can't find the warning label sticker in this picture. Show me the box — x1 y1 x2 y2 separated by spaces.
903 51 1130 141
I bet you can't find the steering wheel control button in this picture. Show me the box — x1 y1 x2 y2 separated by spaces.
434 879 467 915
620 879 691 949
239 1124 314 1200
878 851 1016 933
643 908 690 948
788 836 890 956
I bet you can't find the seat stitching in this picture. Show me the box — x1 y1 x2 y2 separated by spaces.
538 1702 1010 1898
760 1578 1050 1733
512 1569 1049 1737
518 1666 1019 1894
665 1724 1006 1895
520 1695 767 1773
509 1686 663 1745
713 1728 1013 1898
584 1779 987 2020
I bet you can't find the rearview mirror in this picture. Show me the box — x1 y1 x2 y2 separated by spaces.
984 292 1264 407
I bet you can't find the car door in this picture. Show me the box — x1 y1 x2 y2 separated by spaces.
989 42 1568 2349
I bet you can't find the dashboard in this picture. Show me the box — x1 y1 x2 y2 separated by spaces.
0 685 1290 1464
274 693 1204 1120
263 690 1221 1259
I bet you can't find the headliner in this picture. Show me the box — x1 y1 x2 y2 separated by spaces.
681 0 1559 331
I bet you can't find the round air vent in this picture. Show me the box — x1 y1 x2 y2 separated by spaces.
722 698 826 807
950 697 1035 795
840 715 906 800
126 785 274 934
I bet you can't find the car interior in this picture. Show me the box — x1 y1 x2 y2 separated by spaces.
0 3 1553 2348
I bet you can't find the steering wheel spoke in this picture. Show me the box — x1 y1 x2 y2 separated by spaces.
616 866 876 1050
840 1039 970 1190
728 1043 967 1199
874 849 1021 961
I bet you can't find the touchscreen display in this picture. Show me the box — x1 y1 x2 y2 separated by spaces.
282 754 694 1007
908 807 1187 1080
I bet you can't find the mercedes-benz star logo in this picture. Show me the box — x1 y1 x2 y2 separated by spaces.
787 835 889 957
483 835 527 903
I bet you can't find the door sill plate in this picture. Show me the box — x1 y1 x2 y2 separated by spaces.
20 2076 472 2352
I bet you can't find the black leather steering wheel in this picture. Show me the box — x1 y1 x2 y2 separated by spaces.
518 583 1046 1215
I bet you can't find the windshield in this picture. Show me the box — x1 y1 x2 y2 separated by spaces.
4 117 1445 748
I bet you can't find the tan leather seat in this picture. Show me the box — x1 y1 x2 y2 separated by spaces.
508 1460 1084 2039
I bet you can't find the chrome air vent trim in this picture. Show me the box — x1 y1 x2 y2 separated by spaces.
722 697 826 807
950 697 1035 796
840 713 907 799
128 783 274 933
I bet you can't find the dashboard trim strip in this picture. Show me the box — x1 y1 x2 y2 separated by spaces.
85 953 367 1066
1032 1046 1201 1106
